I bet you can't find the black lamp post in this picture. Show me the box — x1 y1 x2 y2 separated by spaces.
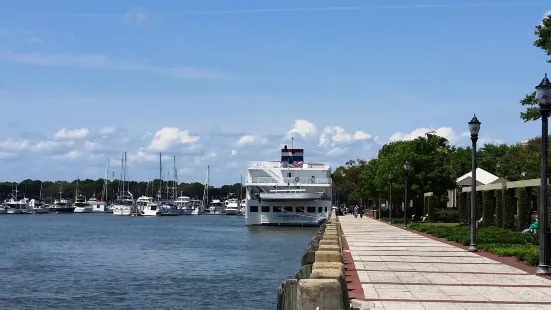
468 114 481 252
404 161 410 228
389 172 393 224
536 74 551 276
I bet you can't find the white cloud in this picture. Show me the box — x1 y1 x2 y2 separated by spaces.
54 128 89 140
98 127 116 135
319 126 372 147
0 48 226 79
123 7 151 26
389 127 457 143
0 121 505 185
286 119 318 138
147 127 200 152
0 138 29 151
51 150 81 160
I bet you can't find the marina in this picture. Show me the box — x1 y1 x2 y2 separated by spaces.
0 213 318 310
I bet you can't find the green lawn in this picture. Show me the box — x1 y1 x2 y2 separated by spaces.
407 223 539 266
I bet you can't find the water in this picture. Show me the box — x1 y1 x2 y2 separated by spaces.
0 214 317 310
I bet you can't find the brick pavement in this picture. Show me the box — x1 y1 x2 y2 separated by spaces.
340 216 551 310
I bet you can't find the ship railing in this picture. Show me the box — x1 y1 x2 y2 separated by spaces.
247 161 330 169
247 176 332 184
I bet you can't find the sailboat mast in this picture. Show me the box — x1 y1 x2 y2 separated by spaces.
123 152 127 195
207 165 210 203
173 156 177 200
159 153 162 200
119 153 124 196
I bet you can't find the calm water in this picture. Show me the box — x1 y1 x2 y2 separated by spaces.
0 214 317 310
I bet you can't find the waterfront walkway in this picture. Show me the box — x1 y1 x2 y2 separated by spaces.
340 216 551 310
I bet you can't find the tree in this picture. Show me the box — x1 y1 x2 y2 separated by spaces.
520 15 551 122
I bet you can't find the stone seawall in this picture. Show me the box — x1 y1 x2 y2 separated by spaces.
276 211 352 310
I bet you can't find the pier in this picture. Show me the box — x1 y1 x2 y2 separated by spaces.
340 216 551 309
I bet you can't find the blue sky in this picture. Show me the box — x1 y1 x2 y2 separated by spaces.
0 0 549 185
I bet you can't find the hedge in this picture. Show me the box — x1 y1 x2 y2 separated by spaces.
409 223 538 265
503 189 515 230
495 190 503 227
517 187 530 231
482 191 494 227
459 191 468 224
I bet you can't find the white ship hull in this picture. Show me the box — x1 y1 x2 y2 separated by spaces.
225 208 240 215
0 208 7 214
140 208 158 216
244 200 330 226
113 206 135 216
74 206 93 213
7 208 24 214
30 207 50 214
179 208 194 215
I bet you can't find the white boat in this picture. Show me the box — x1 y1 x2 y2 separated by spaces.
190 199 203 215
74 194 92 213
244 145 331 226
239 199 246 215
0 204 6 214
157 201 180 216
208 199 223 215
224 193 240 215
28 199 50 214
113 152 137 216
87 196 109 212
5 198 29 214
174 196 194 215
136 196 158 216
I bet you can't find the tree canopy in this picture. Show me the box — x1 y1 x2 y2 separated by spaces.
333 134 550 206
0 179 242 203
520 14 551 122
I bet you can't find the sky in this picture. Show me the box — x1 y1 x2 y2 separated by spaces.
0 0 550 186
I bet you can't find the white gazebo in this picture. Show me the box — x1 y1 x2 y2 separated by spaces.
447 168 508 208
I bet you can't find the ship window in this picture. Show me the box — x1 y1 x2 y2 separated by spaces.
261 206 270 212
284 206 293 213
296 207 304 213
151 206 157 211
273 206 282 212
250 206 258 212
325 207 327 212
307 207 316 213
318 207 322 213
287 172 292 177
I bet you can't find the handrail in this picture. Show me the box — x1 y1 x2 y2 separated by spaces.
247 176 332 184
248 161 330 169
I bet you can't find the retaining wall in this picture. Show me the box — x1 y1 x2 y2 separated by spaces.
276 211 350 310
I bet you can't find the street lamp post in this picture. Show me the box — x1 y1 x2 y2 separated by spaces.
536 74 551 276
404 161 410 228
468 114 481 252
389 172 393 224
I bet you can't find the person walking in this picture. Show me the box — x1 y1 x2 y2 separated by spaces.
359 205 364 218
353 205 359 218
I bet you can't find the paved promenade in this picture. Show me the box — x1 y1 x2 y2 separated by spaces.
340 216 551 310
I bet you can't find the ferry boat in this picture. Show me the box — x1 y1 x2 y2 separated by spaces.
51 198 74 213
244 146 331 226
112 194 136 216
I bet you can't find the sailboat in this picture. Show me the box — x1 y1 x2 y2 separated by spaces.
112 152 136 216
157 154 180 216
28 182 50 214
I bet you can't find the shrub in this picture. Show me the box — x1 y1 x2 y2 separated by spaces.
482 191 494 227
435 209 459 223
476 192 483 219
517 187 530 231
427 195 435 222
458 192 468 224
503 189 515 229
495 190 503 227
408 223 539 265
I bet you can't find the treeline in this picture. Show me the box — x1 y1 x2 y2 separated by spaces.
332 134 546 209
0 179 243 202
